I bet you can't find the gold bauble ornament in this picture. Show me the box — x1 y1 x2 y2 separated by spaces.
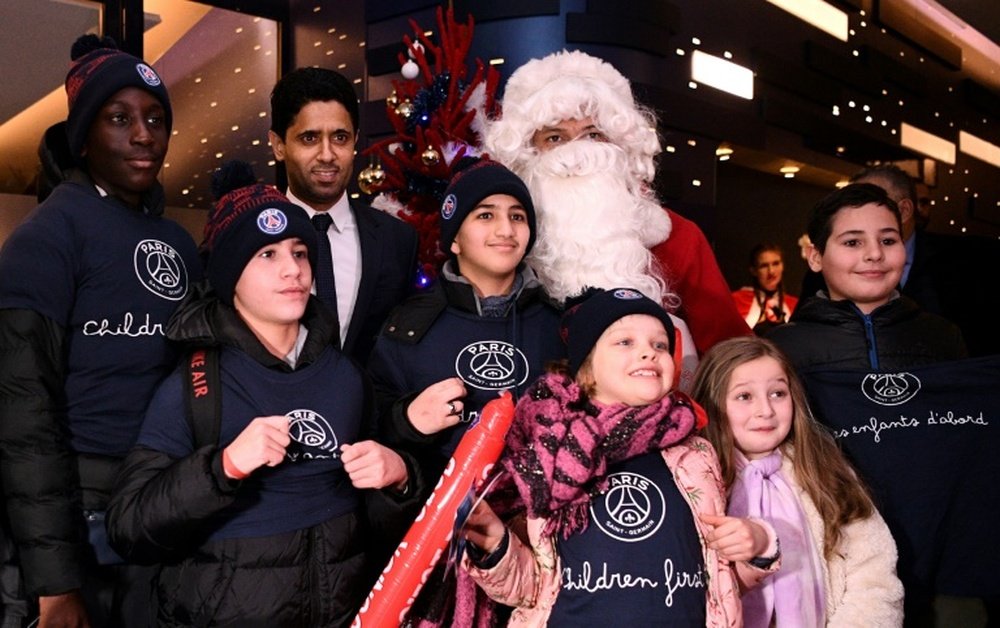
357 163 386 195
395 99 415 119
386 90 399 108
420 146 441 166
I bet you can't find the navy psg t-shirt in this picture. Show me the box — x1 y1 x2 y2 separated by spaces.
137 345 363 540
0 183 200 456
549 451 706 626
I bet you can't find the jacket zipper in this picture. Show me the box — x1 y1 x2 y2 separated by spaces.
861 311 880 370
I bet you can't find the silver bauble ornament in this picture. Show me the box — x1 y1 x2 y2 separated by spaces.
401 59 420 80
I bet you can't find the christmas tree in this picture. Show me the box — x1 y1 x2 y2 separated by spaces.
359 6 499 284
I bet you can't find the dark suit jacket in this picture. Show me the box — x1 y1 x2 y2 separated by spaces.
344 201 419 364
799 230 998 356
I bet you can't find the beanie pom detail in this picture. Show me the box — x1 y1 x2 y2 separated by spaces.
71 34 118 61
211 160 258 201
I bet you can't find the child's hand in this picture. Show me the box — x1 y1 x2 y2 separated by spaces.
698 513 770 562
407 377 467 435
341 441 408 490
463 500 506 554
223 415 291 479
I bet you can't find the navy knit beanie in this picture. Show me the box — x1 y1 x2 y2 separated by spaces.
65 34 173 162
560 288 675 375
439 157 536 255
202 161 317 305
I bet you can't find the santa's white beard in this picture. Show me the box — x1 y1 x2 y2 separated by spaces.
516 141 674 306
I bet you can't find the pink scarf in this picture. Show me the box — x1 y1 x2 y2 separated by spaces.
490 372 700 538
728 450 827 627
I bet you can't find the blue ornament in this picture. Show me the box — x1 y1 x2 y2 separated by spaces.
404 72 468 134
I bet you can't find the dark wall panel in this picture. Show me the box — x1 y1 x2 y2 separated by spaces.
566 12 674 56
453 0 560 22
879 0 962 70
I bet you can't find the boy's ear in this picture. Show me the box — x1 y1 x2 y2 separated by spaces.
806 243 823 273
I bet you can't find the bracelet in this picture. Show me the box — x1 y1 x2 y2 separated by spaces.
222 448 249 480
748 537 781 569
466 528 510 570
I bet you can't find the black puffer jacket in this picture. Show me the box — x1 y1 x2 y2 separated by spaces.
0 124 197 598
767 293 967 372
370 265 563 496
107 289 422 627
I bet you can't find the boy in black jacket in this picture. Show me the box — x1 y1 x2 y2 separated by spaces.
0 35 200 626
107 164 418 627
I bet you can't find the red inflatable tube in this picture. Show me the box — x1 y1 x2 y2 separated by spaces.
352 391 515 627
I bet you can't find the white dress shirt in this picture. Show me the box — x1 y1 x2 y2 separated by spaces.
286 190 362 347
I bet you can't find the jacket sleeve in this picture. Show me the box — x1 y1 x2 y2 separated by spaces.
366 334 411 445
0 308 86 597
733 517 781 591
106 444 239 564
367 335 445 451
825 511 904 627
463 516 559 610
356 373 428 549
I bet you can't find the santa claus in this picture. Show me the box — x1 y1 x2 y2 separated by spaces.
483 50 750 372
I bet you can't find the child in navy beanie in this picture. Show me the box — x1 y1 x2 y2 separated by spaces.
366 154 566 625
0 36 200 628
64 34 173 162
202 161 317 305
438 157 537 256
105 170 417 625
560 287 676 375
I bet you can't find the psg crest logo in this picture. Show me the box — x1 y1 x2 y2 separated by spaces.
257 208 288 235
285 409 340 461
613 288 644 300
133 239 188 300
441 194 457 220
455 340 530 390
135 63 161 87
861 372 921 406
591 471 666 542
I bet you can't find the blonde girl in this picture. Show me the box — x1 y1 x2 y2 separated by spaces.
457 289 779 627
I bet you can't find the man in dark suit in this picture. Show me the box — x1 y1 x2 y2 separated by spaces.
800 164 997 356
269 68 418 363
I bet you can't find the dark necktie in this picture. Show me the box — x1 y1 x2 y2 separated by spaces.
310 213 339 316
